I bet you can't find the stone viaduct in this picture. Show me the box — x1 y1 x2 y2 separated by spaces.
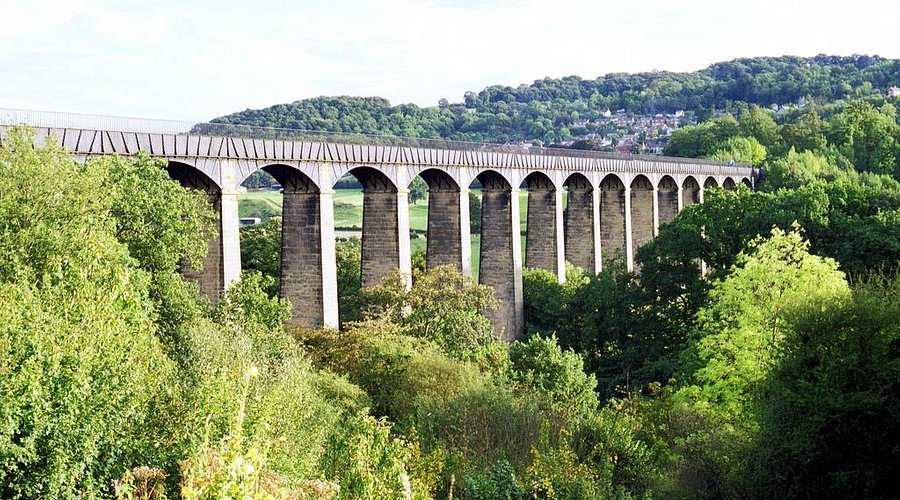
0 120 756 340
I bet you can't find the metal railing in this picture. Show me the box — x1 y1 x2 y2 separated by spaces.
0 107 752 169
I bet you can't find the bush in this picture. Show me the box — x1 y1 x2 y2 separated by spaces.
509 335 598 420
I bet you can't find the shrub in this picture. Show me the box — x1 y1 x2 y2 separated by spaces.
509 335 598 420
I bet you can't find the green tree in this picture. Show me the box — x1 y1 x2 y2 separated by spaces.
710 136 767 166
738 105 779 149
677 227 849 423
409 176 428 205
357 265 498 359
0 128 176 497
240 217 283 295
750 275 900 498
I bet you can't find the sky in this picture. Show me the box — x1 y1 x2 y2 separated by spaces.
1 0 897 122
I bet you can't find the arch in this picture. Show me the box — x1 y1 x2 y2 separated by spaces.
599 174 626 270
682 176 701 208
563 172 595 272
167 160 219 194
262 164 319 193
331 164 400 190
704 176 719 189
415 168 460 191
630 175 654 264
522 171 556 191
476 169 513 191
346 166 398 193
657 175 679 227
723 177 737 190
741 177 752 189
563 172 592 190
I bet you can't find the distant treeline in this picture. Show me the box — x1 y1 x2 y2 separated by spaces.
212 55 900 144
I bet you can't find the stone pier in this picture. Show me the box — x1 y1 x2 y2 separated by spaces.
479 172 523 340
564 174 595 272
525 174 564 281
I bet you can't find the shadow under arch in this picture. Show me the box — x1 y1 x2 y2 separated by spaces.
658 174 679 227
682 176 701 207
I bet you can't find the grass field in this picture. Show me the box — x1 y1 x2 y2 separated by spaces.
240 189 532 277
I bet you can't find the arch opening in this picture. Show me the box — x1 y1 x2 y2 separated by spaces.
723 177 737 190
658 175 679 227
682 176 701 208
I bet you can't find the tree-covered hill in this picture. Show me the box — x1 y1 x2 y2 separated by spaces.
212 55 900 144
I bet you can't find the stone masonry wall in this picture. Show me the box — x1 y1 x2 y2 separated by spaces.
361 189 400 288
280 191 324 327
565 186 594 271
630 176 655 264
426 187 462 270
480 183 517 340
525 177 558 272
600 176 626 268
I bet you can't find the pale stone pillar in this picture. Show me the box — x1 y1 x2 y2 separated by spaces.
677 184 684 211
554 189 565 283
509 188 524 339
396 188 412 288
460 188 473 277
220 162 242 290
318 190 339 328
652 186 660 237
624 186 633 272
592 187 602 274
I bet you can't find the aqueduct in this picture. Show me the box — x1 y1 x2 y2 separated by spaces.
0 113 756 339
